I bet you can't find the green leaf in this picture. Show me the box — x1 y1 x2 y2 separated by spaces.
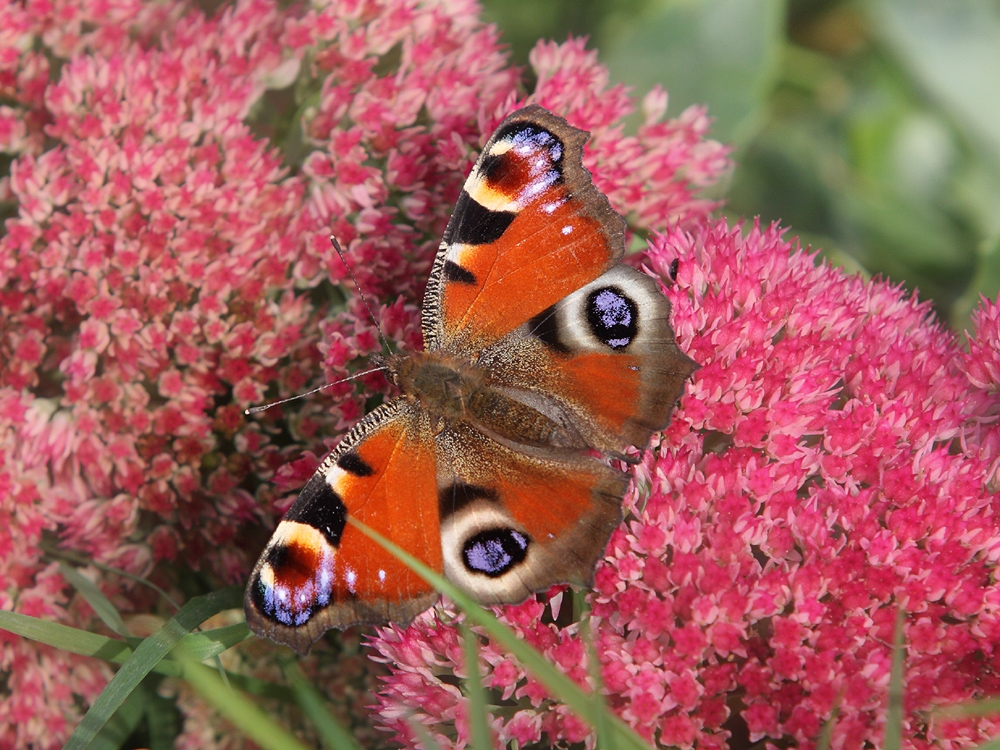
871 0 1000 168
933 696 1000 719
954 234 1000 331
61 586 243 750
408 721 445 750
58 562 130 638
285 662 363 750
580 615 616 750
182 661 313 750
87 682 148 750
0 610 136 661
815 701 840 750
42 545 181 610
885 608 905 750
0 610 249 677
171 623 252 661
460 623 493 750
145 692 181 750
603 0 787 144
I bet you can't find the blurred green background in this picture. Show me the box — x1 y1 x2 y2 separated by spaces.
481 0 1000 335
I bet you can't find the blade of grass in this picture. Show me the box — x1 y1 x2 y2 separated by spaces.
0 612 247 667
885 607 905 750
580 614 614 750
145 691 181 750
348 517 651 750
58 562 130 637
170 623 251 660
815 702 840 750
460 622 493 750
935 697 1000 717
62 586 242 750
285 661 363 750
0 609 291 700
87 682 148 750
43 545 181 609
408 719 445 750
182 661 313 750
0 611 140 663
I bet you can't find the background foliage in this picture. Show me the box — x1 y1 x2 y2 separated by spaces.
482 0 1000 333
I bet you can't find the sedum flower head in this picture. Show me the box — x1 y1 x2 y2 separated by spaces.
370 220 1000 748
0 0 730 746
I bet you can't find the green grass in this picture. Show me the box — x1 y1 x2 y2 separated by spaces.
2 515 652 750
6 531 1000 748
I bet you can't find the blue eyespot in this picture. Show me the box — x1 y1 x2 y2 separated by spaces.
587 286 638 349
462 528 530 577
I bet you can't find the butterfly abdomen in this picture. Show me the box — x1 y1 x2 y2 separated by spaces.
466 388 581 449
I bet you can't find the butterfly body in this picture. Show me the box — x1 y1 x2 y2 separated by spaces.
379 347 595 450
245 106 697 654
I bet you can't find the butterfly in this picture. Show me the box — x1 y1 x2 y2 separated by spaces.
244 105 698 654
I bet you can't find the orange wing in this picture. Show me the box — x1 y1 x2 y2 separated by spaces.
434 421 628 605
477 264 698 460
422 106 625 354
244 400 440 655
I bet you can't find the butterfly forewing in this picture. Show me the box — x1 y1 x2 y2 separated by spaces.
244 400 440 654
422 106 626 353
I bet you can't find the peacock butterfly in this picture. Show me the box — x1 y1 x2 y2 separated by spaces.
244 105 698 654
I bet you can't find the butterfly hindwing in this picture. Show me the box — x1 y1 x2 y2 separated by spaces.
422 105 625 353
475 264 698 460
244 400 441 655
435 421 627 604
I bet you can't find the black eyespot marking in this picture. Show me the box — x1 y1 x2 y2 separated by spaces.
493 122 564 167
262 543 292 571
337 451 373 477
250 568 316 627
586 285 638 350
462 528 530 577
442 190 516 247
669 258 680 281
439 482 499 517
528 304 568 352
249 571 268 607
253 544 326 626
479 151 507 183
285 475 348 547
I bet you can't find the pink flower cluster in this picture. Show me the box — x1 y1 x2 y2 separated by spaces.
0 0 730 747
2 1 307 744
13 0 991 748
371 221 1000 748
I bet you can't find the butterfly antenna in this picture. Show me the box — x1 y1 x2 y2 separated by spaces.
330 235 395 355
244 366 387 415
